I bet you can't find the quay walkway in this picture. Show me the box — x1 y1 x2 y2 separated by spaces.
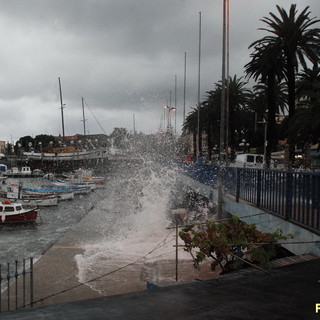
1 204 319 319
1 254 319 319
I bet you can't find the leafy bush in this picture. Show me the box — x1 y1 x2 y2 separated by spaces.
179 216 293 274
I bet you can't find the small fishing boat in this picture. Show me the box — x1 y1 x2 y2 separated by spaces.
0 200 39 224
17 197 58 207
41 182 92 194
4 166 33 177
0 183 58 207
22 187 75 201
61 169 105 189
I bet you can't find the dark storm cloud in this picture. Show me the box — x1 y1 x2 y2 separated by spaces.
0 0 319 141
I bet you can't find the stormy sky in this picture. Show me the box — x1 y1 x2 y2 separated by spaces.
0 0 319 143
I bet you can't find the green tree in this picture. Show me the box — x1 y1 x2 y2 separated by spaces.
183 76 253 162
183 108 199 160
204 76 253 157
245 39 286 167
255 4 320 166
285 66 320 149
34 134 57 151
16 136 34 151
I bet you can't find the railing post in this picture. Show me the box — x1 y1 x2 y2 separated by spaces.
7 263 10 311
0 264 2 312
23 259 26 308
285 172 293 220
256 170 261 208
30 257 34 308
236 168 240 202
15 260 18 310
175 222 178 282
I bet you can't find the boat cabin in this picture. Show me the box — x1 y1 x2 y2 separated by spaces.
21 167 32 175
0 200 38 223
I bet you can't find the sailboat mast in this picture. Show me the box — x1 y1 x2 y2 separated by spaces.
58 77 65 139
82 97 87 136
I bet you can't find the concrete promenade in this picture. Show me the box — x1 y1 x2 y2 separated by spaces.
1 198 319 319
1 256 319 319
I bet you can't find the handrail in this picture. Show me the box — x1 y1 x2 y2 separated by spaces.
179 163 320 234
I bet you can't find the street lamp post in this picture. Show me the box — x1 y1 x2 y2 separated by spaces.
239 139 250 153
17 143 22 164
38 142 43 164
218 0 230 220
163 105 176 132
257 120 267 167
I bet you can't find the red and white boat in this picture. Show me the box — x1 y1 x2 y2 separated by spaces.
0 200 39 224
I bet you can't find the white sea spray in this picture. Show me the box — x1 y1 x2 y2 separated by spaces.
75 160 185 292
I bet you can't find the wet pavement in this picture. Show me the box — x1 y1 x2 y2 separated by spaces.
1 257 319 319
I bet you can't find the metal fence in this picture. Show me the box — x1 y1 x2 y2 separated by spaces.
180 163 320 234
0 258 34 313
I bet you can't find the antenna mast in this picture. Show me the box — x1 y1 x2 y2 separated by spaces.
81 97 87 136
58 77 65 139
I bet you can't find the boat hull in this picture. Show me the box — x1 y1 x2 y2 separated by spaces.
18 197 58 207
22 188 75 200
0 208 38 224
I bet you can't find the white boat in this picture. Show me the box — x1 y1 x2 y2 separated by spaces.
0 200 39 224
17 196 58 207
23 148 107 161
4 166 32 177
63 168 105 187
41 182 92 194
22 187 74 201
0 183 58 207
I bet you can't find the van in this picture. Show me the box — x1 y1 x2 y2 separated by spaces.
230 153 264 168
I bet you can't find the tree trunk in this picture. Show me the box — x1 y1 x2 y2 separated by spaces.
193 132 197 161
266 73 277 168
286 54 296 168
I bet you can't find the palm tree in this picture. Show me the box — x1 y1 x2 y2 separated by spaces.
255 4 320 166
245 39 286 167
183 108 199 160
286 65 320 150
204 76 253 158
296 64 320 103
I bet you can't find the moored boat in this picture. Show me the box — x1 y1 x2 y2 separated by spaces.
16 196 58 207
41 182 92 194
0 183 59 207
0 200 39 223
4 166 33 177
62 168 105 188
22 187 75 201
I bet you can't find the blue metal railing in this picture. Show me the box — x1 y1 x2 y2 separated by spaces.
180 163 320 234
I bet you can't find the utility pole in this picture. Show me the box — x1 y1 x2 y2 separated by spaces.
197 12 202 160
183 52 187 123
218 0 228 219
81 97 87 136
133 114 136 134
58 77 65 140
174 74 177 134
